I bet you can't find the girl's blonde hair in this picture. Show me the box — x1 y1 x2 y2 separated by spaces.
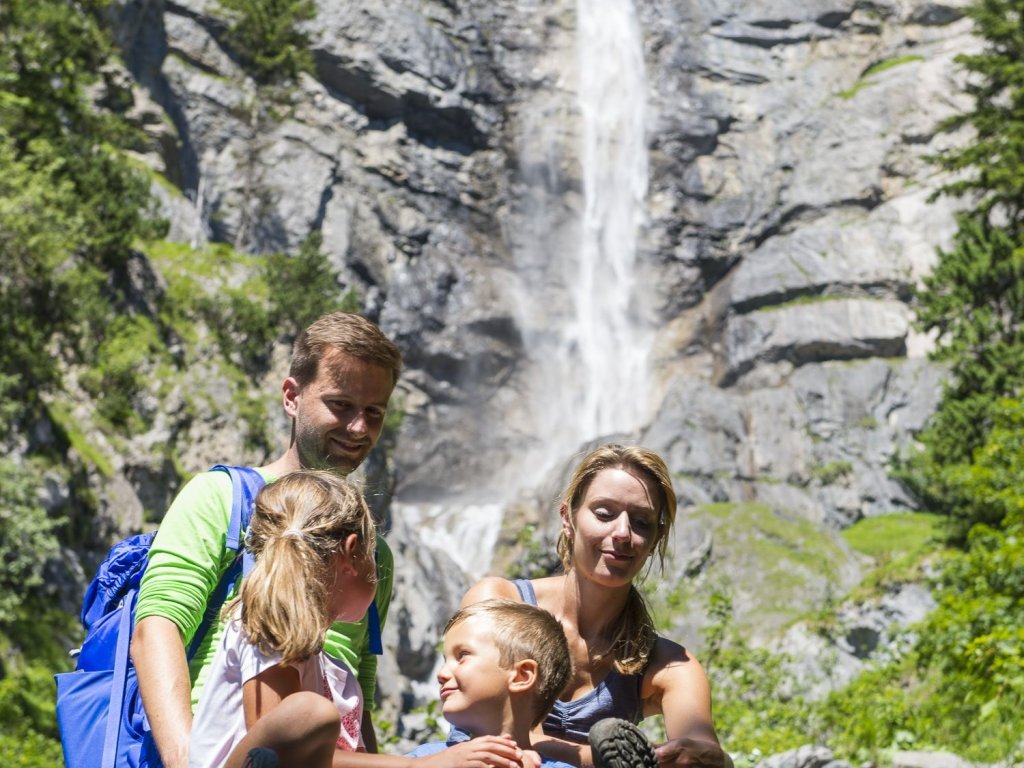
555 444 677 675
227 470 376 663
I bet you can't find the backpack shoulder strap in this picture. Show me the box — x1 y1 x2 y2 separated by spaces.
210 465 266 552
185 466 267 659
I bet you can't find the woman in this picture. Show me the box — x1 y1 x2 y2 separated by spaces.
461 445 731 768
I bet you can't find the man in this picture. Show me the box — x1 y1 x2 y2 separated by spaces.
132 312 402 768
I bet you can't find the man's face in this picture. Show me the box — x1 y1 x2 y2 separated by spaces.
283 347 394 474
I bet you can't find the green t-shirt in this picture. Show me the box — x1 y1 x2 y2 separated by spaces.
135 468 394 708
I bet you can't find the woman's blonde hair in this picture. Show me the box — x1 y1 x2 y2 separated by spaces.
555 444 677 675
226 470 376 663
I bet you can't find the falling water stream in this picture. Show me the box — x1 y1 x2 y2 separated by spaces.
393 0 651 586
572 0 651 439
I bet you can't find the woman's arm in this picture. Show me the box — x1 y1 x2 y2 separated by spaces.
644 639 733 768
331 737 526 768
528 728 592 768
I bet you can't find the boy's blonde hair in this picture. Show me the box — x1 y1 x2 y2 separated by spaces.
445 599 571 727
227 470 376 663
555 444 677 676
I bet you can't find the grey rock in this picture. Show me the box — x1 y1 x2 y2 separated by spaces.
83 0 976 729
892 752 981 768
777 581 937 698
724 298 910 384
755 745 849 768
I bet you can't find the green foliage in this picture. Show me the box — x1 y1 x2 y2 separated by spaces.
931 0 1024 219
818 531 1024 762
0 461 63 625
818 403 1024 762
0 461 73 766
0 131 87 392
909 0 1024 525
683 502 850 634
929 398 1024 533
263 231 355 340
0 0 112 143
842 6 1024 758
218 0 316 84
836 55 924 100
0 620 75 768
810 460 853 485
202 231 352 373
505 524 553 580
372 699 447 753
842 512 944 564
863 55 926 77
0 0 164 404
81 315 169 431
701 587 817 763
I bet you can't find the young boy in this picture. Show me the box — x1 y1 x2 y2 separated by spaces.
406 599 575 768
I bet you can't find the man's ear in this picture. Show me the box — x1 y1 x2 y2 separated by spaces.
508 659 538 694
282 376 301 419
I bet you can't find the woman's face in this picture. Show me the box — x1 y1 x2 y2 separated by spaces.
563 466 660 587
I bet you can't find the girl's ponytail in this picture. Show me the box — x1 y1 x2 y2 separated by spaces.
226 470 376 664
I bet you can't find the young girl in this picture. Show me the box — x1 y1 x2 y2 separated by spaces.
190 470 536 768
189 470 379 768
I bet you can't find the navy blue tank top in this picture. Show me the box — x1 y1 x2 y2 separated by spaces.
514 579 644 744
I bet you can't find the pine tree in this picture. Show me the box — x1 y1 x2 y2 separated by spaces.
219 0 317 84
910 0 1024 534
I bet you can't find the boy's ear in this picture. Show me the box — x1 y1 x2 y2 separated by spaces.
508 659 538 694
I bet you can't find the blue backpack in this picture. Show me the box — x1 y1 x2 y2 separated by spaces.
55 465 267 768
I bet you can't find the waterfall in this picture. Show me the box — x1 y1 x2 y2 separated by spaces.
572 0 650 438
392 0 651 587
512 0 652 470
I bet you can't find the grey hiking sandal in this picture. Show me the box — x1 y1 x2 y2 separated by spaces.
589 718 658 768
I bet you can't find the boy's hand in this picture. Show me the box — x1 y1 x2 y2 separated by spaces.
424 735 524 768
520 749 542 768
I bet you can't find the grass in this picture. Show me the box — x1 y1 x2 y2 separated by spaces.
838 55 925 100
763 293 848 311
811 460 854 485
656 502 857 640
47 402 115 477
842 512 947 595
842 511 944 560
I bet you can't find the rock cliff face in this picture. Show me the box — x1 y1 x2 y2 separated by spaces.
102 0 974 733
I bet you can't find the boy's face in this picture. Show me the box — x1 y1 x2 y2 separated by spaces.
436 614 512 734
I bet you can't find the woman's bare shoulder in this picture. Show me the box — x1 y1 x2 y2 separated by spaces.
646 635 709 685
460 576 521 606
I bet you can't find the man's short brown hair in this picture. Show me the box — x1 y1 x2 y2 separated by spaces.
289 312 402 386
